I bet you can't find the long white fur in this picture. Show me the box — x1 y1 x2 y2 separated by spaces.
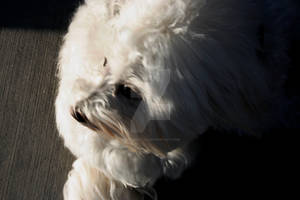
55 0 296 199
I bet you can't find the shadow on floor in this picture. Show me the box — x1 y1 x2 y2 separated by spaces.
0 0 84 31
154 128 299 198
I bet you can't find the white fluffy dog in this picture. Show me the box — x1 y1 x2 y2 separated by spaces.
55 0 294 199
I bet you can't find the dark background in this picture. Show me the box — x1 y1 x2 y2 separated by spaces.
0 0 299 199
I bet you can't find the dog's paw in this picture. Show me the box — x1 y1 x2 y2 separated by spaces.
162 148 190 179
102 147 163 188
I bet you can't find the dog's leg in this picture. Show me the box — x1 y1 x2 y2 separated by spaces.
87 142 163 188
64 158 143 200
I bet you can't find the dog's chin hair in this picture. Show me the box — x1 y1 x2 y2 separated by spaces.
70 95 187 157
70 104 169 157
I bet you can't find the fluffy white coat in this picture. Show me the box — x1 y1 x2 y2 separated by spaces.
55 0 295 199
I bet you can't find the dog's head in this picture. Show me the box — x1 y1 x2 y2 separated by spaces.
59 0 272 157
59 0 203 157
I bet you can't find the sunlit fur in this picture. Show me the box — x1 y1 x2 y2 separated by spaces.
55 0 295 199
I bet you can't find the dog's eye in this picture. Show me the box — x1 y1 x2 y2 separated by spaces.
115 84 142 101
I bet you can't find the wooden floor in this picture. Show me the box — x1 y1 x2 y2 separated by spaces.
0 1 80 199
0 29 74 200
0 1 299 200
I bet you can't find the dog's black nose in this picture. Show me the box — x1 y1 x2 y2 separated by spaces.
71 107 88 123
70 106 99 131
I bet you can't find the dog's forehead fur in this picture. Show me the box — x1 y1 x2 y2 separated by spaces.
57 0 194 108
59 0 200 83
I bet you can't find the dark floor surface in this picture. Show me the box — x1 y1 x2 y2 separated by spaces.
0 1 299 200
0 29 74 200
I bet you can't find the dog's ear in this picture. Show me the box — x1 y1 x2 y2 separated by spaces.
70 106 99 131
